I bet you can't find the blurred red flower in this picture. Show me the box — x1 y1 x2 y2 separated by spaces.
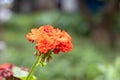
0 63 29 80
0 63 13 79
0 63 12 69
26 25 72 54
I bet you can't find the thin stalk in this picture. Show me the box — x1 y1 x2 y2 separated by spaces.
26 56 41 80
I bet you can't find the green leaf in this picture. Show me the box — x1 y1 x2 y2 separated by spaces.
12 67 36 80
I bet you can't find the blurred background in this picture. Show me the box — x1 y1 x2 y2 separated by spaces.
0 0 120 80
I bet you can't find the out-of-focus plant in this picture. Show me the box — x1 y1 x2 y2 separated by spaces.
85 57 120 80
0 63 36 80
4 11 90 36
5 11 120 37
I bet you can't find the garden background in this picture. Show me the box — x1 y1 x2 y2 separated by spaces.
0 0 120 80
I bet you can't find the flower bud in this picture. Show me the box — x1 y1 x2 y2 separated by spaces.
46 56 52 62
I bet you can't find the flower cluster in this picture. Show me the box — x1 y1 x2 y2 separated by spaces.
26 25 72 54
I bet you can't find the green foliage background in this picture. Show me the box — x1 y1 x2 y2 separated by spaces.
1 11 120 80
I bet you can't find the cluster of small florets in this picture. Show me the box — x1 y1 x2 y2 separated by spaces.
26 25 72 55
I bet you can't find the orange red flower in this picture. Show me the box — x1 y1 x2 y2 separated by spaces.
26 25 72 54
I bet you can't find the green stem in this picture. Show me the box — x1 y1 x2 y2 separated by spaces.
26 56 41 80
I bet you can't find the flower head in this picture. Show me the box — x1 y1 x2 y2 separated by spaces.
26 25 72 54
